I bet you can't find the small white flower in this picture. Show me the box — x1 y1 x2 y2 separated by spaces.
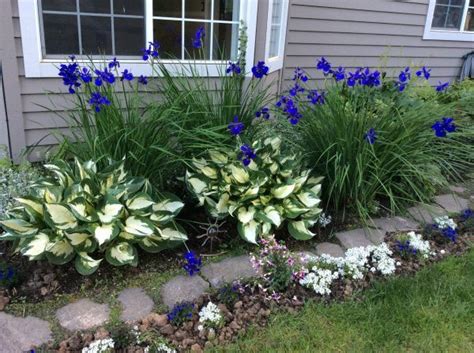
197 324 204 331
370 267 376 273
82 338 115 353
396 261 401 266
198 301 222 329
440 249 446 255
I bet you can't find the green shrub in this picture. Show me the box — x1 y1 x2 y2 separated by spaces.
185 137 323 243
0 158 186 275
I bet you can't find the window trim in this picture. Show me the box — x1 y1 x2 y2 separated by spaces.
18 0 258 77
264 0 289 73
423 0 474 41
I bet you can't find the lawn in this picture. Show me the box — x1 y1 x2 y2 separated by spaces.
219 249 474 353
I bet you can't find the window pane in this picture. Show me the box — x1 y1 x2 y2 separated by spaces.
213 23 238 60
185 0 212 20
115 18 145 55
42 0 76 12
214 0 240 21
114 0 145 15
432 4 465 29
185 22 211 59
81 16 112 54
465 8 474 31
153 20 182 58
43 14 79 54
436 0 464 5
269 25 281 58
471 0 474 6
80 0 110 14
153 0 182 17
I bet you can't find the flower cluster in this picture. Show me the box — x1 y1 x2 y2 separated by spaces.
433 216 458 242
150 343 176 353
461 208 473 222
120 69 134 81
307 89 325 105
167 302 194 325
292 67 308 82
94 68 115 86
317 212 332 228
226 61 241 75
276 95 302 124
238 144 256 166
217 281 242 306
252 61 269 79
416 66 431 80
364 128 377 145
436 81 449 92
347 67 381 87
396 67 411 92
193 26 206 48
432 117 456 137
255 107 270 120
58 61 81 94
142 41 160 61
299 267 339 295
183 251 202 276
88 92 111 113
316 57 332 74
228 116 245 136
81 338 114 353
197 301 223 331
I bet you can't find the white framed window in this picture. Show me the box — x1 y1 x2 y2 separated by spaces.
424 0 474 41
264 0 289 72
18 0 258 77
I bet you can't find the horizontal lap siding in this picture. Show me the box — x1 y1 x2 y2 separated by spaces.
283 0 474 89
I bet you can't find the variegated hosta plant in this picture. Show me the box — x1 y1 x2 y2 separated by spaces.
0 159 187 275
186 137 323 244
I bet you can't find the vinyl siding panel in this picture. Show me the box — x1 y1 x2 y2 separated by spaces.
282 0 473 88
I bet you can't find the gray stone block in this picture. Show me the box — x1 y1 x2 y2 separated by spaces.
371 216 420 233
0 312 51 352
335 229 374 250
200 255 257 288
364 227 385 244
315 242 345 258
407 204 446 224
448 185 466 194
161 275 209 309
118 287 154 322
435 194 469 213
56 299 109 331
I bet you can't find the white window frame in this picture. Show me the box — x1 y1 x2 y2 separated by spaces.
18 0 258 78
264 0 289 73
423 0 474 41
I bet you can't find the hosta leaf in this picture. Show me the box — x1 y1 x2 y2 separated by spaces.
272 184 296 199
264 206 282 227
261 222 272 235
200 166 218 179
209 150 228 164
139 237 181 253
65 232 96 252
98 203 123 224
288 220 315 240
15 197 43 216
214 193 230 215
150 212 175 224
297 191 321 208
44 204 78 230
230 165 249 184
126 192 155 211
186 173 207 194
43 186 63 203
153 193 184 215
105 242 137 266
46 238 75 265
283 199 309 219
237 206 256 224
124 216 155 236
237 220 259 244
94 223 119 246
75 252 102 275
0 232 21 240
307 176 324 186
21 232 50 260
0 219 38 236
310 183 322 195
159 225 188 241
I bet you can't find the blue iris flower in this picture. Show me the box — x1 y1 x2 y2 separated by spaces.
108 57 120 69
396 67 411 91
364 128 377 144
193 26 205 48
94 68 115 87
120 69 134 81
289 83 305 96
293 67 308 82
251 61 269 79
416 66 431 80
442 226 457 242
307 89 325 105
58 62 81 94
238 144 257 166
276 95 302 124
316 57 332 74
255 107 270 120
183 251 202 276
142 41 160 61
395 240 417 256
332 66 345 81
80 68 92 83
88 92 111 113
228 115 245 136
138 75 148 85
432 117 456 137
226 61 241 75
436 81 449 92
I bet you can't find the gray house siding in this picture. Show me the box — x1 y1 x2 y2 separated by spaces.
281 0 474 91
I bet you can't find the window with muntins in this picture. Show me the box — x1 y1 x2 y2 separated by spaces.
424 0 474 40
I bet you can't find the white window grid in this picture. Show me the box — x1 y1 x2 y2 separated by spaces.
264 0 289 73
424 0 474 41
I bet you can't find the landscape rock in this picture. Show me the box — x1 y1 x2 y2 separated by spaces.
161 275 210 309
407 204 446 223
0 312 51 352
200 255 257 287
371 216 420 233
435 194 469 213
118 287 154 322
315 242 345 258
448 185 466 194
335 228 374 250
364 227 386 244
56 299 110 331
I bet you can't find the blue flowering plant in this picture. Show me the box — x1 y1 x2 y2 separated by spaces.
182 250 202 276
0 262 17 288
167 302 195 326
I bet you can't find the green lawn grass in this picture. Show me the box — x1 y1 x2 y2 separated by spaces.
218 249 474 353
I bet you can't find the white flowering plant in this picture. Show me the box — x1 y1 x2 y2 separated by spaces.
395 231 431 259
82 338 115 353
198 301 224 331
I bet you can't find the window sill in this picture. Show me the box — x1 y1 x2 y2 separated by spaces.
423 29 474 42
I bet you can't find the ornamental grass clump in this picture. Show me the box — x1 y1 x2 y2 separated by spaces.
185 137 323 243
0 158 186 275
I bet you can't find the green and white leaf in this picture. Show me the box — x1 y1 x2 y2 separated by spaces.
297 191 321 208
126 192 155 211
75 252 102 276
237 220 259 244
15 197 43 216
237 206 256 224
209 150 228 164
124 216 155 236
46 238 74 264
0 219 38 236
21 232 50 260
159 226 188 241
94 223 119 246
272 184 296 199
44 204 77 230
264 206 282 227
98 203 123 223
230 165 249 184
288 220 315 240
105 242 137 266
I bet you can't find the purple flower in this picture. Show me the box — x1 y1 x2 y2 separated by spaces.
436 81 449 92
142 41 160 61
461 208 473 221
432 117 456 137
108 57 120 69
120 69 134 81
332 66 345 81
183 251 202 276
138 75 148 85
255 107 270 120
228 115 245 136
94 68 115 86
58 62 81 94
251 61 269 79
79 68 92 83
360 68 381 87
238 144 257 166
88 92 111 113
416 66 431 80
442 226 457 242
226 61 241 75
347 68 363 87
364 128 377 144
316 57 332 74
396 67 411 91
307 89 325 105
276 95 302 125
192 26 205 48
292 67 308 82
289 83 304 96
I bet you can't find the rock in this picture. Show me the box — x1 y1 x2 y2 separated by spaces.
0 295 9 311
160 324 175 335
182 338 195 347
371 216 420 233
200 255 257 287
56 299 110 331
40 287 49 296
191 343 203 353
364 227 385 244
315 242 345 258
43 273 55 284
0 312 52 352
229 320 240 330
435 194 469 213
335 229 374 250
407 204 446 224
448 185 466 194
143 313 168 327
234 301 243 309
94 327 109 340
161 275 210 309
118 287 154 322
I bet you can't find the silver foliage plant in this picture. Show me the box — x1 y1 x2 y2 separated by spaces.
186 137 323 243
0 158 187 275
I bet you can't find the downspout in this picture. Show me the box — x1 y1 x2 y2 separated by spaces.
0 62 13 160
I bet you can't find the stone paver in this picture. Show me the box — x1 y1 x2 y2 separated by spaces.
56 299 110 331
161 275 210 309
118 287 154 322
371 216 420 233
435 194 469 213
315 242 345 258
407 204 446 224
335 228 374 250
364 227 385 244
0 312 51 352
200 255 257 288
449 185 467 194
